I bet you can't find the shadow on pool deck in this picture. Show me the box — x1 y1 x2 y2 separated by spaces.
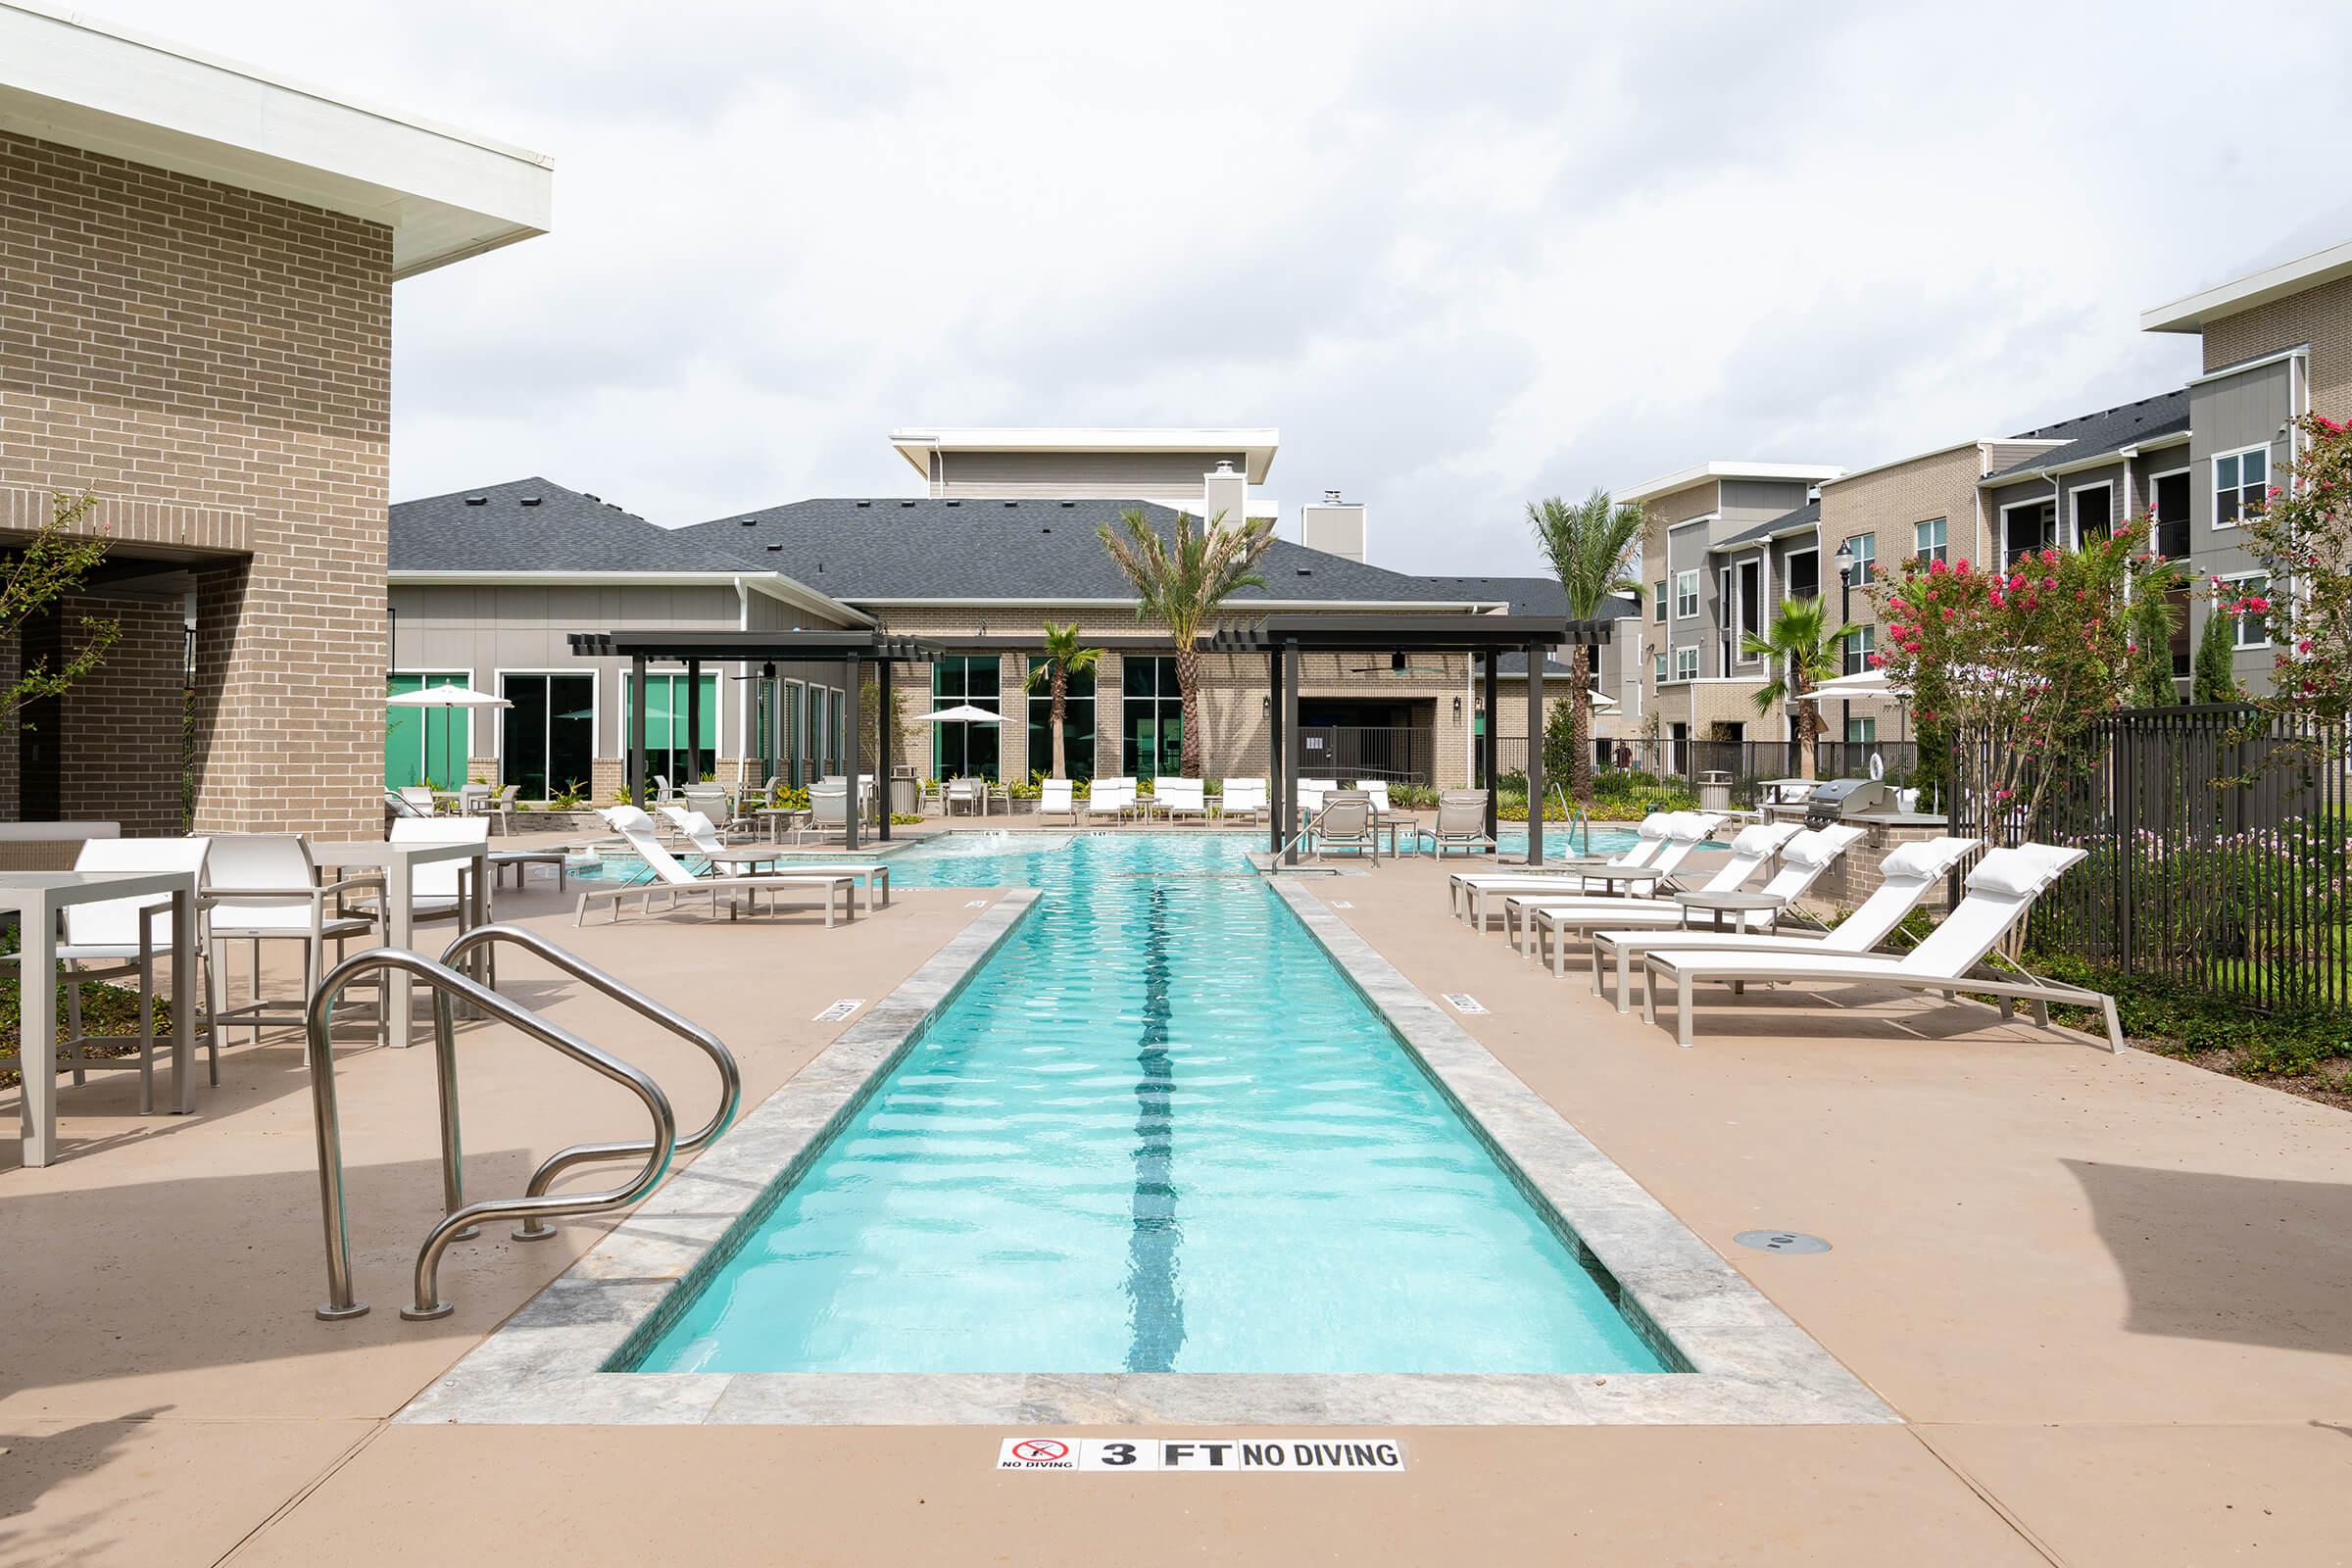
2065 1158 2352 1352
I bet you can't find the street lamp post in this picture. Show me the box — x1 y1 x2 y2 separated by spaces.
1832 541 1855 772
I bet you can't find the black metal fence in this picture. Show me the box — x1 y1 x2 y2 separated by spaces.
1484 736 1923 796
1950 704 2351 1013
1298 725 1434 784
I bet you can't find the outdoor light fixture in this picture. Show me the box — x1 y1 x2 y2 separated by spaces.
1452 696 1463 719
1833 542 1855 581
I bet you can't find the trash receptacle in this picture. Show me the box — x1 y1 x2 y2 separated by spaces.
1697 770 1733 812
890 775 920 816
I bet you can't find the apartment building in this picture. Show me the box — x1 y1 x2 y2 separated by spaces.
0 0 551 836
1610 462 1846 763
399 430 1563 794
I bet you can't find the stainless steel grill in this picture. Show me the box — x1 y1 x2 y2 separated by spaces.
1803 778 1897 827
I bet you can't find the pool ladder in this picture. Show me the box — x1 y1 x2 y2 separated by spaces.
305 923 740 1322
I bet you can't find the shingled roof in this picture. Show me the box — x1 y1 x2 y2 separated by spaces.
391 477 755 573
671 497 1484 605
1985 390 2192 481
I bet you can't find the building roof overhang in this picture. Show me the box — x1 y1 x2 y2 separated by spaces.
1207 612 1595 653
888 427 1281 483
395 569 871 627
1612 461 1846 507
567 629 943 662
2141 237 2352 333
0 0 553 278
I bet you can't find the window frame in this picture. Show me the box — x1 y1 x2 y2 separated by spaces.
2066 480 2113 546
1845 532 1877 587
1913 517 1947 565
2000 497 2055 564
1842 623 1877 677
1652 581 1667 622
1673 568 1700 620
495 667 597 801
2213 443 2271 530
620 666 722 786
2221 571 2273 650
1783 546 1820 605
2147 466 2192 559
1673 645 1698 682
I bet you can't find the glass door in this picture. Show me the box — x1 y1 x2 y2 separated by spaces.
501 672 594 800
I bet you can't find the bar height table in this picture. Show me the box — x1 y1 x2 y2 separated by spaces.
310 839 489 1049
2 869 198 1167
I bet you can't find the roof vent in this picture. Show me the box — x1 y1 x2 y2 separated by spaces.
1324 489 1342 504
1297 566 1313 576
1003 500 1017 508
463 494 487 506
946 499 961 507
1214 460 1237 474
1041 525 1052 534
900 499 916 507
583 493 599 503
1059 500 1075 508
765 544 782 552
740 516 757 525
519 496 542 507
856 499 871 507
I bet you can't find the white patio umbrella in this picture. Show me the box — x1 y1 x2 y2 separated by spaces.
924 704 1004 723
386 684 510 790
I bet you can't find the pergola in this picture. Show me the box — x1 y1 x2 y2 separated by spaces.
566 629 946 850
1205 612 1611 865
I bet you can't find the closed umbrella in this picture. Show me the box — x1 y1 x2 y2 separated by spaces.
387 684 511 790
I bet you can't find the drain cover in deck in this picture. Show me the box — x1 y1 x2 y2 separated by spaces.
1734 1230 1831 1254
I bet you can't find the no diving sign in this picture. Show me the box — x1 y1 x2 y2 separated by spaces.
996 1437 1405 1474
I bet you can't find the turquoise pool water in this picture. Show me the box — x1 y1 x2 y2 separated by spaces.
628 830 1666 1376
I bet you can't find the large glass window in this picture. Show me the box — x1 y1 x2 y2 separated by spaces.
2004 502 2052 564
1122 655 1184 779
828 688 847 774
2152 471 2192 559
1845 532 1877 586
1784 548 1819 603
1674 570 1699 619
780 681 806 786
1026 658 1097 781
2226 573 2273 649
501 672 594 800
931 656 1002 779
2215 446 2269 527
386 671 471 790
626 670 718 786
1673 645 1698 681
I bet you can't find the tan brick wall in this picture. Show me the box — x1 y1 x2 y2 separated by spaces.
0 130 392 839
1645 481 1719 527
2199 272 2352 421
53 591 185 834
1819 444 1988 648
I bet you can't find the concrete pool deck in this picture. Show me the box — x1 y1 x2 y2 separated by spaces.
5 828 2351 1563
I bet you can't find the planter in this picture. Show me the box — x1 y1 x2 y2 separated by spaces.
513 809 607 835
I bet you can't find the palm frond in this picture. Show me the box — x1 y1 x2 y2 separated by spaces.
1528 489 1647 621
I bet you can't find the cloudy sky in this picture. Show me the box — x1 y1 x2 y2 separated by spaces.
97 0 2352 574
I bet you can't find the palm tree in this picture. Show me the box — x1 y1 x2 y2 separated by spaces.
1741 597 1847 780
1022 621 1102 778
1527 490 1645 804
1098 508 1273 777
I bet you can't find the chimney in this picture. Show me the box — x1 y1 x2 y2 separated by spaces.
1301 490 1368 564
1199 459 1250 535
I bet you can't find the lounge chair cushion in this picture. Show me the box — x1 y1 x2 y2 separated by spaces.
1880 839 1960 881
1727 824 1792 858
1633 814 1673 840
1965 846 2064 898
1780 829 1838 868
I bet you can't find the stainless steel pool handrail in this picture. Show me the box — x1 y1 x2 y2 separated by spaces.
305 946 676 1322
438 923 741 1241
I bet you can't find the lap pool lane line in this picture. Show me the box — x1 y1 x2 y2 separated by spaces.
1125 876 1184 1371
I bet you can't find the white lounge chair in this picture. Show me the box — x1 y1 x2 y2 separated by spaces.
1419 790 1497 858
1589 834 1980 1010
1450 810 1678 924
396 785 437 816
578 808 855 926
1156 777 1209 823
1529 824 1863 976
1219 778 1266 823
1298 777 1339 817
1640 844 2121 1051
1039 779 1079 825
1310 790 1381 863
1495 812 1728 949
1510 820 1795 959
1087 777 1136 824
56 836 213 1113
658 807 893 912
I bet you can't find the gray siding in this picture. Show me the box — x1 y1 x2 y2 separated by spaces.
1716 479 1812 529
2059 461 2124 544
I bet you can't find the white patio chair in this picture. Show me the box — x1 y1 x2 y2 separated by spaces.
1220 778 1267 824
396 785 437 816
202 834 386 1047
1157 777 1209 823
1641 844 2120 1051
1504 816 1778 954
1590 834 1980 1010
579 808 855 926
1310 790 1381 863
56 836 213 1113
1087 777 1136 824
1038 779 1079 825
1418 790 1497 858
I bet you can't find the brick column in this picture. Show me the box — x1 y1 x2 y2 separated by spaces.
997 651 1029 782
1095 652 1124 775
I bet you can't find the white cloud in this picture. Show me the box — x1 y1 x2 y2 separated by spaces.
79 0 2352 574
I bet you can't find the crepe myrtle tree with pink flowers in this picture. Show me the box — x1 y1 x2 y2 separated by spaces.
2234 412 2352 747
1867 527 2161 832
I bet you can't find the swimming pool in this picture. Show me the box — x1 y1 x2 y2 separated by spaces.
625 830 1665 1377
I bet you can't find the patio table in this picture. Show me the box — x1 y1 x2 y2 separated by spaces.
490 847 573 890
755 808 811 844
1673 889 1782 934
1 868 197 1166
1575 863 1671 896
311 838 489 1049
